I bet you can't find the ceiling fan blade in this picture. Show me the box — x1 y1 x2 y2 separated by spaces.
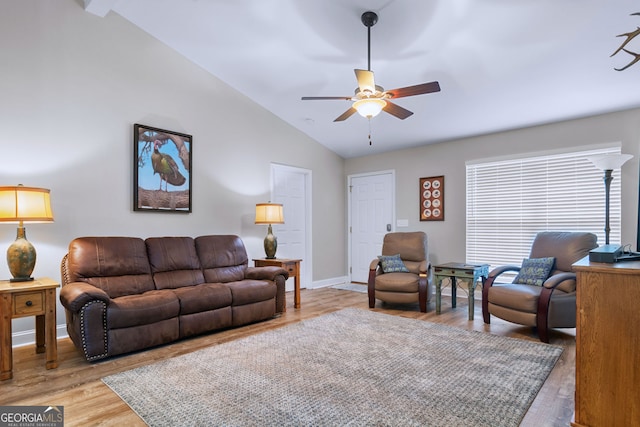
301 96 352 100
334 107 357 122
386 81 441 99
383 101 413 120
354 69 376 93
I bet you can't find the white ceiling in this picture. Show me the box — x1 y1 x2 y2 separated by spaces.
86 0 640 158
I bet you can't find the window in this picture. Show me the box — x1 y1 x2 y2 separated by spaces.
466 146 622 271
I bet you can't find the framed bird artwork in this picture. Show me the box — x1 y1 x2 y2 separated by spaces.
134 123 192 212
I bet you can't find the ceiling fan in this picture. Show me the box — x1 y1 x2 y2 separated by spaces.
301 11 441 122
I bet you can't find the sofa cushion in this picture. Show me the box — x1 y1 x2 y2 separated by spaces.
172 283 233 315
195 235 248 282
146 237 204 289
67 237 155 298
108 290 180 329
381 232 428 262
529 231 597 272
375 272 419 293
487 283 570 313
225 280 276 306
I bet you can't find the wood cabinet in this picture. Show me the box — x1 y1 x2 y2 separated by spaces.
572 257 640 427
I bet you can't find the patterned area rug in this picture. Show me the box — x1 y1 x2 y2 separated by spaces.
102 309 562 427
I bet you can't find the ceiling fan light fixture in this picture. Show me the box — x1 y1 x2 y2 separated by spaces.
353 98 386 118
300 10 441 124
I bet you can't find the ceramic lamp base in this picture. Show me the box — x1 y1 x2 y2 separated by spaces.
264 224 278 259
7 226 36 282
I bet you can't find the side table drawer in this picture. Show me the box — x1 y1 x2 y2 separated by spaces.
434 268 475 278
283 262 299 276
13 291 45 316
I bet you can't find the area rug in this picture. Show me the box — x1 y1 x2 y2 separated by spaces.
102 308 562 427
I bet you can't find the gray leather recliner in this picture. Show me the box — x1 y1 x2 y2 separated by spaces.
482 231 598 342
368 231 433 312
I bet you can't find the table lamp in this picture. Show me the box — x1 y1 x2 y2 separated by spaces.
587 153 633 245
255 203 284 259
0 185 54 281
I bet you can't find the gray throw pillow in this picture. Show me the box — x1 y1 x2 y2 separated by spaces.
378 254 410 273
513 257 555 286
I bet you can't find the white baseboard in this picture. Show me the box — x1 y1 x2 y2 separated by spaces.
13 277 351 348
304 277 482 299
310 275 349 289
12 324 69 348
11 278 477 347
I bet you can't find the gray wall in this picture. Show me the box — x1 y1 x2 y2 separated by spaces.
0 0 346 341
346 109 640 266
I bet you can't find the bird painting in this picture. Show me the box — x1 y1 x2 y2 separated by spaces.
151 139 186 191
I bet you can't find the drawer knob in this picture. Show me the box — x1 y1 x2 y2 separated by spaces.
26 300 33 307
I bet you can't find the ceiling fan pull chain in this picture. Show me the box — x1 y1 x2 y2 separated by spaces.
368 119 372 145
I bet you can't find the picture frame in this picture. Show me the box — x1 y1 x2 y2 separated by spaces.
134 124 192 212
420 176 444 221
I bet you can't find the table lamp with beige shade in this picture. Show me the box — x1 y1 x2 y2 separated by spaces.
0 185 54 282
255 203 284 259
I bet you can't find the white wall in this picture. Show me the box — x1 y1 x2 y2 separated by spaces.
346 109 640 266
0 0 346 342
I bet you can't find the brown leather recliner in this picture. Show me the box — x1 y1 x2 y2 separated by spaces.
368 231 433 312
482 231 598 342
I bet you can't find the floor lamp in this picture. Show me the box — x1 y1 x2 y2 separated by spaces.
588 153 633 245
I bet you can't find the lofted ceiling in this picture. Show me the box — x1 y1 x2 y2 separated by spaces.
86 0 640 158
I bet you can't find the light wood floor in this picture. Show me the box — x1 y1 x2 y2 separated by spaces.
3 287 575 426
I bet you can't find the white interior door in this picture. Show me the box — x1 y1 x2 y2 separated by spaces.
349 171 395 283
272 164 311 291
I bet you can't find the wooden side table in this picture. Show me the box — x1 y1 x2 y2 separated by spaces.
253 258 302 310
0 277 59 380
433 263 489 320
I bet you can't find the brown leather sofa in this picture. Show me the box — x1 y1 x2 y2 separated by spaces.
59 235 288 361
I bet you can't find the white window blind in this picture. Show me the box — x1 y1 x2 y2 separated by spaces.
466 147 622 271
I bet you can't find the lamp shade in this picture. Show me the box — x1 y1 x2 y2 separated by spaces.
587 153 633 171
0 185 54 223
353 98 387 118
255 203 284 224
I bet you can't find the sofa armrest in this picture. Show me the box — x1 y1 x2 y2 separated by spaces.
246 266 288 313
59 282 111 313
245 266 289 281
